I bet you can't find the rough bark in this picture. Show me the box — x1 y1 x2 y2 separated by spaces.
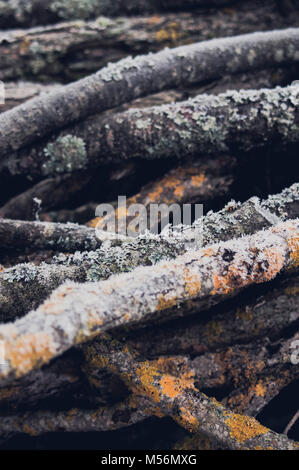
1 63 296 115
0 184 298 321
82 335 298 450
0 219 297 385
87 156 235 231
0 219 103 252
1 3 298 82
5 83 299 178
0 350 82 410
1 331 297 442
0 395 153 442
191 332 298 395
0 1 253 28
223 333 299 417
0 173 92 221
124 274 299 357
1 28 299 159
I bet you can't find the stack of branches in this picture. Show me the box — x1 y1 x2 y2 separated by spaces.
0 0 298 450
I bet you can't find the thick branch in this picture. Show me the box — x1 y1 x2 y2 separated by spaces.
0 219 297 385
0 1 251 28
0 396 153 442
82 335 298 450
1 4 298 82
87 156 235 230
125 274 299 356
0 219 103 252
6 84 299 177
1 63 295 115
1 28 299 159
0 184 298 321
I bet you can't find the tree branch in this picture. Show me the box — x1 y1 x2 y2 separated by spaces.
0 219 297 385
82 335 298 450
1 28 299 160
0 184 297 321
1 4 298 82
6 83 299 177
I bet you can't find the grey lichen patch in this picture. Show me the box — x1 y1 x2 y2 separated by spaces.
2 264 38 284
98 54 151 82
43 134 87 176
262 183 299 218
50 0 100 20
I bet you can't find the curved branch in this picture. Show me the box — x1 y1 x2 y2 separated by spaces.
6 84 299 177
82 335 298 450
1 4 298 82
0 184 298 321
0 395 153 442
1 28 299 160
0 219 297 385
0 1 249 28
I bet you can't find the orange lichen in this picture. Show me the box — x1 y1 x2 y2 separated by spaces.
156 293 177 311
178 406 199 433
211 245 285 296
211 273 233 295
287 232 299 268
87 216 103 228
155 23 182 44
191 173 206 187
211 397 222 408
254 382 266 398
147 15 162 25
159 370 195 399
23 424 38 437
4 333 55 377
135 361 160 403
19 37 31 55
146 185 163 204
225 412 269 443
173 184 184 199
260 247 285 281
184 269 201 297
202 247 216 257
